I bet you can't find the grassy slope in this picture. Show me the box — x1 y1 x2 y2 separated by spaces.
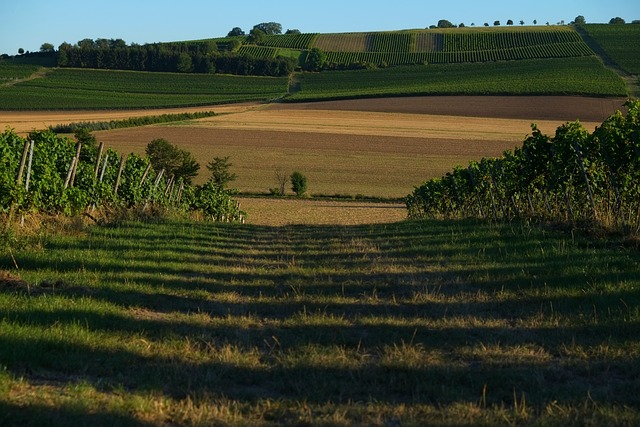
578 24 640 74
1 219 639 425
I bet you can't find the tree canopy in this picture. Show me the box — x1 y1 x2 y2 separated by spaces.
252 22 282 35
574 15 586 24
437 19 455 28
227 27 245 37
146 139 200 185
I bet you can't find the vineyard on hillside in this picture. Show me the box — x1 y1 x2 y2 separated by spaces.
236 27 598 67
0 129 243 222
0 69 289 110
406 100 640 233
287 57 627 101
578 24 640 74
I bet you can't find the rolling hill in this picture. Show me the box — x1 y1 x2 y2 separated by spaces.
0 24 637 110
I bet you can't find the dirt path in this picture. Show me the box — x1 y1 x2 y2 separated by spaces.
0 68 50 88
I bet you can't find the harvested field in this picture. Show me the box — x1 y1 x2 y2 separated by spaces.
0 95 621 201
236 197 407 225
0 103 260 135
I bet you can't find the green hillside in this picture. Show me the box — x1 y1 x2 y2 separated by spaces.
232 26 595 67
1 25 637 110
578 24 640 74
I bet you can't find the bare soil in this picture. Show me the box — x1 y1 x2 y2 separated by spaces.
272 96 628 122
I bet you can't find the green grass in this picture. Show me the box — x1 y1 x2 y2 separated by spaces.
287 57 628 101
1 218 639 425
0 68 289 110
579 24 640 74
0 63 42 81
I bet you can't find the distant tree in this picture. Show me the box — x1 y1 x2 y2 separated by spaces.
507 19 514 25
471 23 476 26
146 139 200 185
632 20 640 24
304 47 326 71
110 38 127 49
176 52 193 72
494 20 501 26
228 27 245 37
520 20 525 25
437 19 455 28
484 23 489 27
18 48 24 55
609 17 626 24
574 15 586 24
248 28 266 44
40 43 54 52
459 23 465 28
206 156 237 189
290 171 307 197
78 38 95 49
56 49 68 66
274 168 288 196
429 25 437 29
74 127 98 162
253 22 282 35
227 39 242 52
175 151 200 185
285 29 301 35
533 19 537 25
95 38 110 49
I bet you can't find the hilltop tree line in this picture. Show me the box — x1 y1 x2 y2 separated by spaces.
431 15 637 29
54 38 296 77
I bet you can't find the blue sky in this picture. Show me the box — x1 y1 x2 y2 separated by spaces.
2 0 638 55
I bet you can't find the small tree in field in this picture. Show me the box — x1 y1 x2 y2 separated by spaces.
290 171 307 197
146 138 200 185
274 168 288 196
206 156 237 189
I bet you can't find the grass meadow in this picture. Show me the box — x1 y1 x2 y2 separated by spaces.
1 216 639 426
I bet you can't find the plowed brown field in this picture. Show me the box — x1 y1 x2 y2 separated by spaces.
0 96 627 224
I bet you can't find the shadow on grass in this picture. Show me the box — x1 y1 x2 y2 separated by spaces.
0 401 154 427
1 219 639 411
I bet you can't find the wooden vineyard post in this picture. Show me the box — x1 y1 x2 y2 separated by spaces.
139 163 152 186
24 140 34 192
143 169 164 211
113 155 126 195
64 157 76 189
69 142 82 188
94 142 104 180
7 140 30 227
15 140 29 188
99 154 109 182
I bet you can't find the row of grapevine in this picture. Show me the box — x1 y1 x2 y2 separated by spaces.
323 42 593 66
440 30 583 52
261 34 319 49
237 46 279 58
313 33 370 52
370 33 413 53
0 129 244 222
406 101 640 233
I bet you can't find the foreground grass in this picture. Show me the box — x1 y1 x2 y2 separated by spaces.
1 218 639 426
